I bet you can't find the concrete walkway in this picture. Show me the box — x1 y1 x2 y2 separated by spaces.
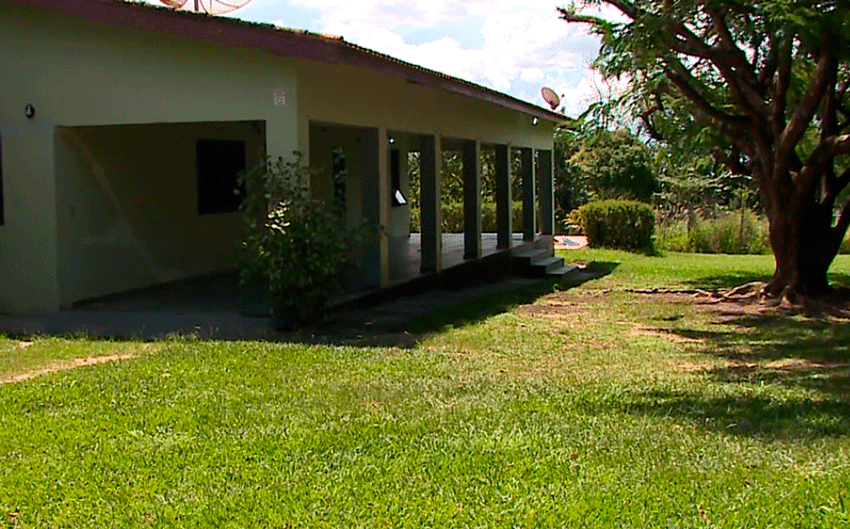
0 276 551 344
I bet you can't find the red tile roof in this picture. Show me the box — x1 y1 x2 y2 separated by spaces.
10 0 567 123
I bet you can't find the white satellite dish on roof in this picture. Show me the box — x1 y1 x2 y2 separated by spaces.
541 87 561 111
158 0 253 15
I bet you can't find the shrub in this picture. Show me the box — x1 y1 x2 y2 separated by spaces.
655 210 770 254
574 199 655 250
238 156 366 329
653 218 691 252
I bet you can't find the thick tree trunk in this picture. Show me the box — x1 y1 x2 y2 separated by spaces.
764 193 836 299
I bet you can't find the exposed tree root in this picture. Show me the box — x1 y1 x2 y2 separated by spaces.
625 281 850 319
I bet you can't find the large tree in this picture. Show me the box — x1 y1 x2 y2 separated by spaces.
561 1 850 301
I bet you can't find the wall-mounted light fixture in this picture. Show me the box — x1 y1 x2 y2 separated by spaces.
388 136 396 144
25 104 35 119
532 117 539 126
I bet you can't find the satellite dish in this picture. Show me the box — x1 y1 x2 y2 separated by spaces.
541 87 561 111
158 0 253 15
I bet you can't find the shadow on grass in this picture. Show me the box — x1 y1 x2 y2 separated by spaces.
402 281 558 336
615 388 850 439
682 272 773 291
682 269 850 291
329 261 617 346
0 263 616 348
625 308 850 439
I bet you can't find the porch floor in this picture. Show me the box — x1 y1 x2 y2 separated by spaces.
389 232 526 285
0 233 550 341
66 232 532 315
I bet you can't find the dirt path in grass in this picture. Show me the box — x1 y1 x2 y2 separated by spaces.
1 344 154 385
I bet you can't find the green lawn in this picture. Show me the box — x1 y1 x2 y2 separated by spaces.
1 251 849 527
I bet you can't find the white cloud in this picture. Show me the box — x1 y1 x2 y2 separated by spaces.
305 1 601 107
552 69 631 118
144 0 608 110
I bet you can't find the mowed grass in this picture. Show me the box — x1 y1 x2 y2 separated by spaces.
1 251 849 527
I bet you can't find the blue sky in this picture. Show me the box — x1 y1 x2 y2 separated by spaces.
146 0 609 116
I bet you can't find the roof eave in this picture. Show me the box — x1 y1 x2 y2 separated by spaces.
10 0 568 123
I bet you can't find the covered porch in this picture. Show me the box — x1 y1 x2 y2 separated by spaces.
307 122 557 292
69 232 535 316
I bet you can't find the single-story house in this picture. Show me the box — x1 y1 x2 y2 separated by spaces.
0 0 565 314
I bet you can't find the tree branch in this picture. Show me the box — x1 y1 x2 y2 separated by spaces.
604 0 641 20
776 49 838 178
823 77 839 140
772 37 792 142
712 146 751 176
797 134 850 197
662 56 749 127
707 9 760 88
758 35 779 90
655 14 767 117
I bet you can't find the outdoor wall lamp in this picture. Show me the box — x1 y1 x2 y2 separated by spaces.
532 117 539 126
25 104 35 119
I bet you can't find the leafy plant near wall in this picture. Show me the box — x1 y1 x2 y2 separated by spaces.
238 155 366 330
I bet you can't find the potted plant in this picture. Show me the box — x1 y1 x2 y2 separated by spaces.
238 155 364 330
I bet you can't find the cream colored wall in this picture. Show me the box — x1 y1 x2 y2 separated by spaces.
296 59 555 154
0 1 555 311
309 126 411 245
55 122 265 306
0 1 299 312
0 126 60 313
296 59 555 257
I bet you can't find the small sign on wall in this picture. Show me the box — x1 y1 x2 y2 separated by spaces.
274 87 286 106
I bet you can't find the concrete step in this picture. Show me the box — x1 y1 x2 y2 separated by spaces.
547 264 579 279
529 256 565 277
512 248 549 267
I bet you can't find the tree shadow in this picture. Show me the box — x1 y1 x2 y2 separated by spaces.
623 301 850 439
612 388 850 439
681 272 772 291
1 268 613 349
681 269 850 291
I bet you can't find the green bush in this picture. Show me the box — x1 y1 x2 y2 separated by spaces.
238 156 366 329
574 199 655 250
410 201 523 233
654 219 691 252
656 210 770 254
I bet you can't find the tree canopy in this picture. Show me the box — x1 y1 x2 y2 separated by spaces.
561 0 850 301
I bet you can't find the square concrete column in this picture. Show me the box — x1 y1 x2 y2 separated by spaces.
494 144 512 249
360 127 389 287
463 139 482 260
520 147 536 241
538 149 554 236
419 134 442 273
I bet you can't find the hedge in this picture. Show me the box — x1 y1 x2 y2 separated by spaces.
574 199 655 250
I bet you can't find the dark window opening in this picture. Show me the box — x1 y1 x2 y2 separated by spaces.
332 147 346 202
0 132 4 225
196 138 246 215
390 148 407 207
